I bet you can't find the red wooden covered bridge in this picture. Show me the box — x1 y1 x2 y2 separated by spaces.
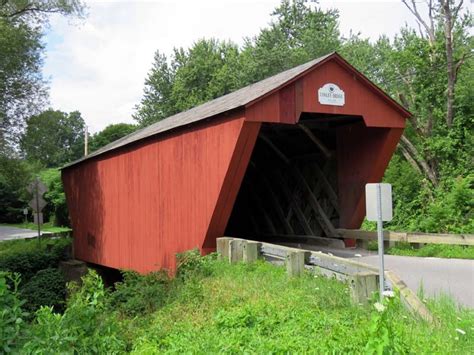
62 52 410 273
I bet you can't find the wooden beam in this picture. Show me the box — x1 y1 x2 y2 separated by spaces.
337 229 474 246
298 124 333 159
292 168 338 238
259 133 290 164
275 171 314 235
250 164 295 235
313 161 339 214
249 186 277 235
259 134 337 238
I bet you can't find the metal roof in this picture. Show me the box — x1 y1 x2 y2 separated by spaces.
63 53 335 169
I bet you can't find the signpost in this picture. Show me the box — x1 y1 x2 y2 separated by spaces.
27 178 48 241
365 183 393 300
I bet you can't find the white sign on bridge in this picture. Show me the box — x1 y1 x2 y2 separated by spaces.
318 83 345 106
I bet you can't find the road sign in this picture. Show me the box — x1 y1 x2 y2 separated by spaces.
33 212 43 225
28 198 47 212
365 183 393 301
27 178 47 213
27 178 48 238
365 183 393 222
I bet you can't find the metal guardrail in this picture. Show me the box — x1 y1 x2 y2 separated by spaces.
337 229 474 246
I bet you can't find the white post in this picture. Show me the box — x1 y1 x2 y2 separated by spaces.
376 183 385 301
84 125 88 156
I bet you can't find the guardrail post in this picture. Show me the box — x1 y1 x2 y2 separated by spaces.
349 272 378 305
229 239 245 263
216 237 233 261
243 241 260 263
286 250 306 277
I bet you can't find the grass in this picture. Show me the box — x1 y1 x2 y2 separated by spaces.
0 234 71 255
110 253 474 353
4 250 474 353
0 222 71 233
368 241 474 259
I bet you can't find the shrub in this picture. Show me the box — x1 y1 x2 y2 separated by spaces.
23 270 126 353
20 268 66 313
0 272 28 353
176 248 216 280
39 168 69 227
108 270 170 317
0 238 70 282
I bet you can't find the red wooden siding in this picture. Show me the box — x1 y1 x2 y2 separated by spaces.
63 55 409 273
336 122 404 228
63 112 247 273
246 57 406 128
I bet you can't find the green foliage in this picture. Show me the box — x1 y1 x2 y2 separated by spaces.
23 270 126 353
4 251 472 353
0 0 85 151
38 168 69 226
0 237 71 281
21 109 85 167
0 16 45 150
20 268 66 313
387 242 474 259
0 156 35 223
108 270 169 317
134 1 341 127
0 272 27 353
89 122 137 152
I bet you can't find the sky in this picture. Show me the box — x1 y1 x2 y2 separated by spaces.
43 0 427 133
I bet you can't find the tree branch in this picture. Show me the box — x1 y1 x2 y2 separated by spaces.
400 135 438 186
402 0 435 44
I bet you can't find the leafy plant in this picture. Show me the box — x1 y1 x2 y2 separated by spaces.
23 270 126 353
20 268 66 313
0 272 28 353
108 270 169 317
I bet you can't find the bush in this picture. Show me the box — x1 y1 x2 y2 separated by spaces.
0 156 34 223
108 270 169 317
0 237 70 282
23 270 126 353
20 268 66 313
39 168 69 227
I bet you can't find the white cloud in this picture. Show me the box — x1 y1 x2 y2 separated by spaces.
43 0 419 133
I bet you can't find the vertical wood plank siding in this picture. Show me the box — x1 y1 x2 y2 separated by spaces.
62 56 409 273
63 113 248 273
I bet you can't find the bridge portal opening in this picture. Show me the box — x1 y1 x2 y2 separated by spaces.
225 113 363 244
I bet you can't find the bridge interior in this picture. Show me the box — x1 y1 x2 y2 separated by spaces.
225 113 363 244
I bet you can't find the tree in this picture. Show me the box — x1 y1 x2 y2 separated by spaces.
241 0 340 83
134 1 341 127
21 110 85 167
134 39 243 127
89 123 137 152
0 156 34 223
0 0 85 152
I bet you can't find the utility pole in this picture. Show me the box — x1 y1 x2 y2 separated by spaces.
84 125 88 156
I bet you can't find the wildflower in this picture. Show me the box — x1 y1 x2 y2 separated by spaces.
374 302 385 312
455 328 466 335
383 290 395 298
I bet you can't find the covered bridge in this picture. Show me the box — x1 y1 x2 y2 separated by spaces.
62 52 410 273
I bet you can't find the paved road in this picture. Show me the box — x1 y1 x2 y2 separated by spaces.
0 225 50 241
355 254 474 308
281 241 474 308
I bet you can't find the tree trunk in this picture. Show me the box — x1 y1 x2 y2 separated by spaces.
400 135 439 186
441 0 456 127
